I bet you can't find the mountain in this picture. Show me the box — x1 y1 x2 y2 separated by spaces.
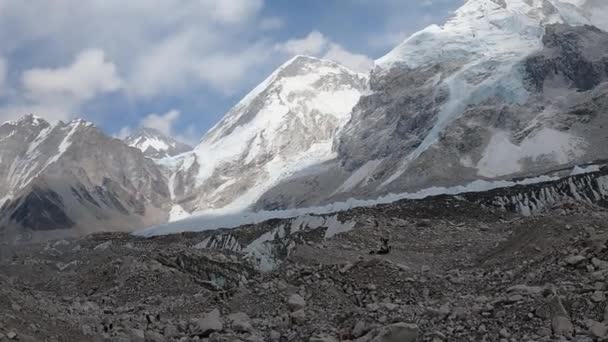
255 0 608 209
166 55 368 216
124 127 192 159
0 115 170 239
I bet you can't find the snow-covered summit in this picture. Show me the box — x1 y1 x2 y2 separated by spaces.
2 114 47 128
124 127 192 159
376 0 591 69
167 55 369 215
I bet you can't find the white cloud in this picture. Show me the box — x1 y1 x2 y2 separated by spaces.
193 43 273 94
128 31 200 98
116 126 132 140
129 31 272 97
0 49 122 123
276 31 328 56
22 49 122 104
118 109 200 145
0 0 268 102
323 44 374 73
208 0 264 24
140 109 181 136
276 31 374 73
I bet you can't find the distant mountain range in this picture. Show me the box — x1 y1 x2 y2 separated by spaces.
1 0 608 238
124 127 192 159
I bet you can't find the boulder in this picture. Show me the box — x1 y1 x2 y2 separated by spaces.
288 294 306 311
228 312 253 333
552 316 573 337
195 309 223 337
372 323 419 342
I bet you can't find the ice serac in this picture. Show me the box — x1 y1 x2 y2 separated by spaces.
168 55 368 216
255 0 608 209
0 115 170 239
124 127 192 159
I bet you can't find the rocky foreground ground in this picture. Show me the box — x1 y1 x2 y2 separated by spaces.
1 188 608 341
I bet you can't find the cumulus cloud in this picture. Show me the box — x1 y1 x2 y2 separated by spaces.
0 0 268 100
0 49 122 123
115 126 133 140
275 31 374 73
140 110 181 136
276 31 328 56
129 31 272 97
208 0 264 24
324 44 374 74
22 49 122 104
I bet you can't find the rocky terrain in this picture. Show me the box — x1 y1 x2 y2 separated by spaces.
2 168 608 341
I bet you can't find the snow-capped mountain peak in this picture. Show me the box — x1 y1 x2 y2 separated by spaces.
254 0 608 210
167 55 369 215
376 0 591 70
124 127 192 159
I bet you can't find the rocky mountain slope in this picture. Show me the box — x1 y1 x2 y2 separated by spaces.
255 0 608 210
166 55 367 216
124 127 192 159
0 115 170 240
3 0 608 239
1 165 608 341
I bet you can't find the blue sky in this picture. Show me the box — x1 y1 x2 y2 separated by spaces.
0 0 461 145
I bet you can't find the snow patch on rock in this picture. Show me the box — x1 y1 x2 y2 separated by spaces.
477 129 586 177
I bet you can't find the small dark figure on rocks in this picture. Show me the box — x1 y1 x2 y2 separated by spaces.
370 237 391 255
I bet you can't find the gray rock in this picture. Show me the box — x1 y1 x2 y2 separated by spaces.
269 330 281 342
288 294 306 311
163 324 179 338
228 312 253 333
129 328 145 342
552 316 574 337
195 309 223 337
290 309 306 325
591 291 606 303
371 323 419 342
592 258 608 270
309 335 338 342
353 320 369 338
507 284 544 296
144 330 165 342
565 255 587 266
589 321 608 338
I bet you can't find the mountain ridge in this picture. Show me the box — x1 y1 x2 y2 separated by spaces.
124 127 192 159
253 0 608 210
164 55 368 217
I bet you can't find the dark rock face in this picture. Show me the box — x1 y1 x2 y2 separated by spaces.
8 187 74 231
524 24 608 92
337 64 450 171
